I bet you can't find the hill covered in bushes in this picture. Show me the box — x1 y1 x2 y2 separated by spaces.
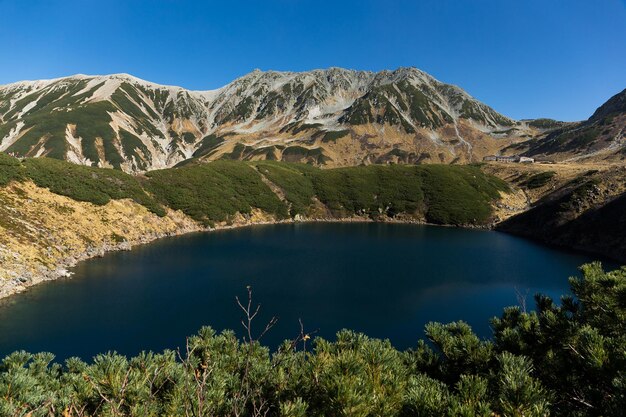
0 153 509 227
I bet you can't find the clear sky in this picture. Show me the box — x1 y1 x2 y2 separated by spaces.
0 0 624 121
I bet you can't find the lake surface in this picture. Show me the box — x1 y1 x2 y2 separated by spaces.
0 223 607 361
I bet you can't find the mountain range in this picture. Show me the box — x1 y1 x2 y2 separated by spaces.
0 68 623 172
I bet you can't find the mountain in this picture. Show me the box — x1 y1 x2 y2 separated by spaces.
0 68 539 172
508 88 626 162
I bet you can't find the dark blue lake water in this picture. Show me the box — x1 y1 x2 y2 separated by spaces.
0 223 605 361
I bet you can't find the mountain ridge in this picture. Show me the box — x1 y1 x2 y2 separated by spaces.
0 67 534 172
0 67 471 95
1 68 623 172
507 89 626 162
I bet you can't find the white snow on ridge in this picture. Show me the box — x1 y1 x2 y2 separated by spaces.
0 78 59 90
196 87 224 102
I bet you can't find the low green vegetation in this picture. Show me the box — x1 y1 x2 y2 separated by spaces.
320 129 350 143
1 263 623 416
0 153 509 226
530 124 602 155
254 161 508 224
290 122 323 134
145 161 289 225
522 171 556 189
221 96 256 123
0 154 164 215
281 146 328 164
192 134 225 158
0 153 24 186
23 158 165 216
527 118 565 129
310 164 426 216
254 162 317 216
418 164 508 224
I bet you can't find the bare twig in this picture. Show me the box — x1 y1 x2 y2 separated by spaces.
290 318 319 352
514 286 530 313
233 286 278 417
235 286 278 345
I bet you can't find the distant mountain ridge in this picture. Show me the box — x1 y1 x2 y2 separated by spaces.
0 68 622 172
510 89 626 162
0 68 534 172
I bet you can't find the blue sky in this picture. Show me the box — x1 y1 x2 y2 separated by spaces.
0 0 624 121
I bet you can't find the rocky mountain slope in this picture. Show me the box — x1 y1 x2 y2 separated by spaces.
0 68 540 172
506 89 626 162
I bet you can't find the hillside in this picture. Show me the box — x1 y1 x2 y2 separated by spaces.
1 160 625 416
0 154 510 299
495 163 626 262
506 89 626 162
0 69 542 172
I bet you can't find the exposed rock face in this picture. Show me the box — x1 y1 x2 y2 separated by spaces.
0 68 539 171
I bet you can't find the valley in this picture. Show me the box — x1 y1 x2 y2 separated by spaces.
0 69 624 417
2 0 625 414
1 74 625 297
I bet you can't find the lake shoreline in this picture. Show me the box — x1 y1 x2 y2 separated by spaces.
0 220 597 362
0 212 488 302
3 211 620 304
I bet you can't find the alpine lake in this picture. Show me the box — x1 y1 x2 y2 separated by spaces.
0 222 610 361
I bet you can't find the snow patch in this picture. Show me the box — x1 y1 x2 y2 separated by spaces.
87 78 123 102
72 77 108 98
64 124 92 165
17 98 39 118
34 146 47 158
0 121 25 151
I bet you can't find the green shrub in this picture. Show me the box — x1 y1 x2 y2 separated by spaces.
0 153 24 186
253 161 317 216
419 164 509 224
321 130 350 143
22 157 165 215
0 156 509 226
146 160 289 225
522 171 556 189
